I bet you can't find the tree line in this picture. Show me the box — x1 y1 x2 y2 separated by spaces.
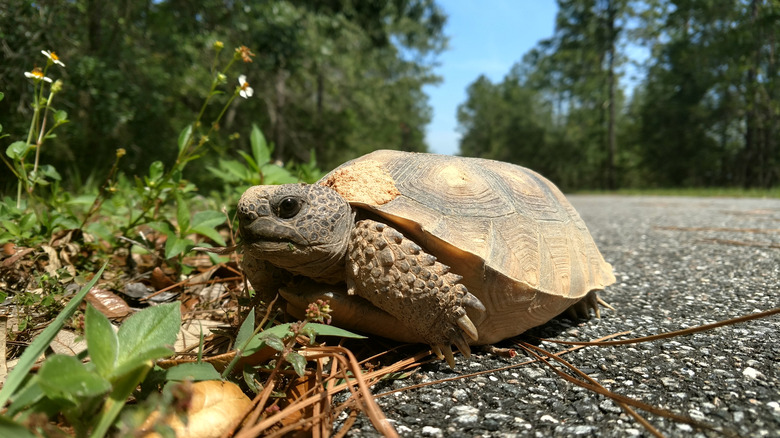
0 0 445 190
458 0 779 190
2 0 778 193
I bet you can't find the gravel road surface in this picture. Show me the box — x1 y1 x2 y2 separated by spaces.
344 195 780 437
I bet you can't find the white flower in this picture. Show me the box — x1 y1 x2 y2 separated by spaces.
238 75 253 99
24 68 52 83
41 50 65 67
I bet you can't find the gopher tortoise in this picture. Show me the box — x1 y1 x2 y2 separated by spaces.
237 150 615 366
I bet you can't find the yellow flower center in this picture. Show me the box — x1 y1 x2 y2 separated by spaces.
50 52 60 61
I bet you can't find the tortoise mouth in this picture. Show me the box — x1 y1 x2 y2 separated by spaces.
240 218 309 247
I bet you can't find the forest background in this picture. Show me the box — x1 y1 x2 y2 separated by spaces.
1 0 778 193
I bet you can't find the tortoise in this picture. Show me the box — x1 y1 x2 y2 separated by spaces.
237 150 615 366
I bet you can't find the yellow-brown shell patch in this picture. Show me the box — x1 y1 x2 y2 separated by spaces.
319 159 401 205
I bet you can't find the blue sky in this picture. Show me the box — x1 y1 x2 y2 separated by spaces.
424 2 559 155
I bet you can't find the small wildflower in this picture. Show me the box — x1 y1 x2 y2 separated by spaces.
305 299 332 324
41 50 65 67
238 75 253 98
24 67 52 83
51 79 63 93
213 40 224 50
116 148 126 158
216 72 227 84
236 45 255 63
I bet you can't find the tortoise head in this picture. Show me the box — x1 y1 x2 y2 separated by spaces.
237 183 354 283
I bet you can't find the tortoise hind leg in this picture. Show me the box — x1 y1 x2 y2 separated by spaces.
564 290 615 320
347 219 486 367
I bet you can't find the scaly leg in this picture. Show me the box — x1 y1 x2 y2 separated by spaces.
346 219 486 367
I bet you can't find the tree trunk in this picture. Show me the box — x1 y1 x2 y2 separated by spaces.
766 4 778 186
605 0 617 190
742 0 760 188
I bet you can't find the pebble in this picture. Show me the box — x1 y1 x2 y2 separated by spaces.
421 426 442 437
742 367 765 380
448 405 479 425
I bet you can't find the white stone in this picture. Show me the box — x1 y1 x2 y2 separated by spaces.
421 426 443 437
742 367 765 380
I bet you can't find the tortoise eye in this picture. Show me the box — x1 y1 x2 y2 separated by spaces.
277 197 302 219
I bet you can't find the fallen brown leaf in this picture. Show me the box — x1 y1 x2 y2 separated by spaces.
85 288 132 319
144 380 252 438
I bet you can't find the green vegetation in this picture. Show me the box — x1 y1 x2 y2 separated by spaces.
0 0 444 192
458 0 779 191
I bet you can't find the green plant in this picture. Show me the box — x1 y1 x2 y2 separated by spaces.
1 52 69 209
207 124 322 199
217 300 363 389
122 44 257 235
1 294 181 437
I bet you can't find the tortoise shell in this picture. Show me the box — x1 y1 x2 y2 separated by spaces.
318 149 615 344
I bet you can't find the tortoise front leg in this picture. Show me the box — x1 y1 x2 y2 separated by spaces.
346 219 486 367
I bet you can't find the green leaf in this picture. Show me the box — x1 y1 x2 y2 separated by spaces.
39 164 61 181
166 363 221 381
220 158 252 181
148 161 164 182
206 164 239 183
235 308 256 349
93 361 152 438
178 124 193 154
6 141 28 160
110 346 173 380
85 304 118 378
19 212 37 231
250 124 270 166
68 194 98 205
285 352 307 377
165 235 194 259
237 150 259 173
263 334 285 352
189 226 226 246
38 355 111 403
190 210 226 229
175 192 190 233
1 220 20 236
113 302 180 380
5 375 44 417
243 324 294 356
305 323 366 339
147 220 174 236
53 109 68 124
0 91 4 102
260 164 298 184
243 368 261 394
0 264 106 407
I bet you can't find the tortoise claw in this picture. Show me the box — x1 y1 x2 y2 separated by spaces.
453 335 471 359
457 315 479 341
440 344 456 368
431 344 444 360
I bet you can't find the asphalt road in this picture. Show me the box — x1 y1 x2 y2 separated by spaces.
343 195 780 437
